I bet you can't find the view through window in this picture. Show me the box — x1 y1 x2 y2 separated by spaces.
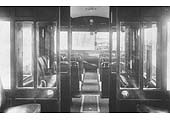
72 32 95 50
72 31 109 50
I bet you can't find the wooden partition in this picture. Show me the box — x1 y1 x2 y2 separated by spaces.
109 7 170 113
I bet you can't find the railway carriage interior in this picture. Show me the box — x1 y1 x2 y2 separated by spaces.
1 6 170 113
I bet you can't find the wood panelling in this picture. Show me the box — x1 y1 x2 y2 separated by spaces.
0 7 10 18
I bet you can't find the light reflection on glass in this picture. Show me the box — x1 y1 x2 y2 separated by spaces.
15 22 34 88
23 24 33 77
0 21 11 89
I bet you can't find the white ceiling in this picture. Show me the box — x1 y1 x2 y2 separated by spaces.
70 6 109 18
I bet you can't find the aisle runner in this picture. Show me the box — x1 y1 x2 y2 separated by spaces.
80 95 100 112
81 72 100 94
81 72 100 112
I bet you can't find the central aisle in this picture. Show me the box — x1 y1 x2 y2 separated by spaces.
71 72 109 113
82 72 100 95
81 72 100 112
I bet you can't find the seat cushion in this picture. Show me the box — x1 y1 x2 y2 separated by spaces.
4 104 41 113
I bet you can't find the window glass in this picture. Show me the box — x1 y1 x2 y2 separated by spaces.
36 22 57 88
0 21 11 89
15 22 34 88
23 24 33 82
151 24 157 82
96 32 109 51
72 32 95 50
143 23 157 89
120 27 126 74
120 22 140 89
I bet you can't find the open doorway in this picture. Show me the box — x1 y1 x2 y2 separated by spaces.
69 6 110 113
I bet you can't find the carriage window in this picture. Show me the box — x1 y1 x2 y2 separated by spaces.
72 32 95 50
120 22 140 89
167 22 170 90
143 23 157 89
0 21 11 89
36 22 57 88
96 32 109 51
15 22 34 88
60 31 68 50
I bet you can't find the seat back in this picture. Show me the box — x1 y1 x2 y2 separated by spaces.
41 56 48 70
38 56 49 86
38 56 50 75
38 57 46 77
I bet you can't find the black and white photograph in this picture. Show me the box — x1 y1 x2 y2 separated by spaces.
0 0 170 119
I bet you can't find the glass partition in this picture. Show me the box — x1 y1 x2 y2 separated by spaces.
15 22 34 88
120 22 140 89
0 21 11 89
143 23 158 89
36 22 57 88
96 32 109 69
